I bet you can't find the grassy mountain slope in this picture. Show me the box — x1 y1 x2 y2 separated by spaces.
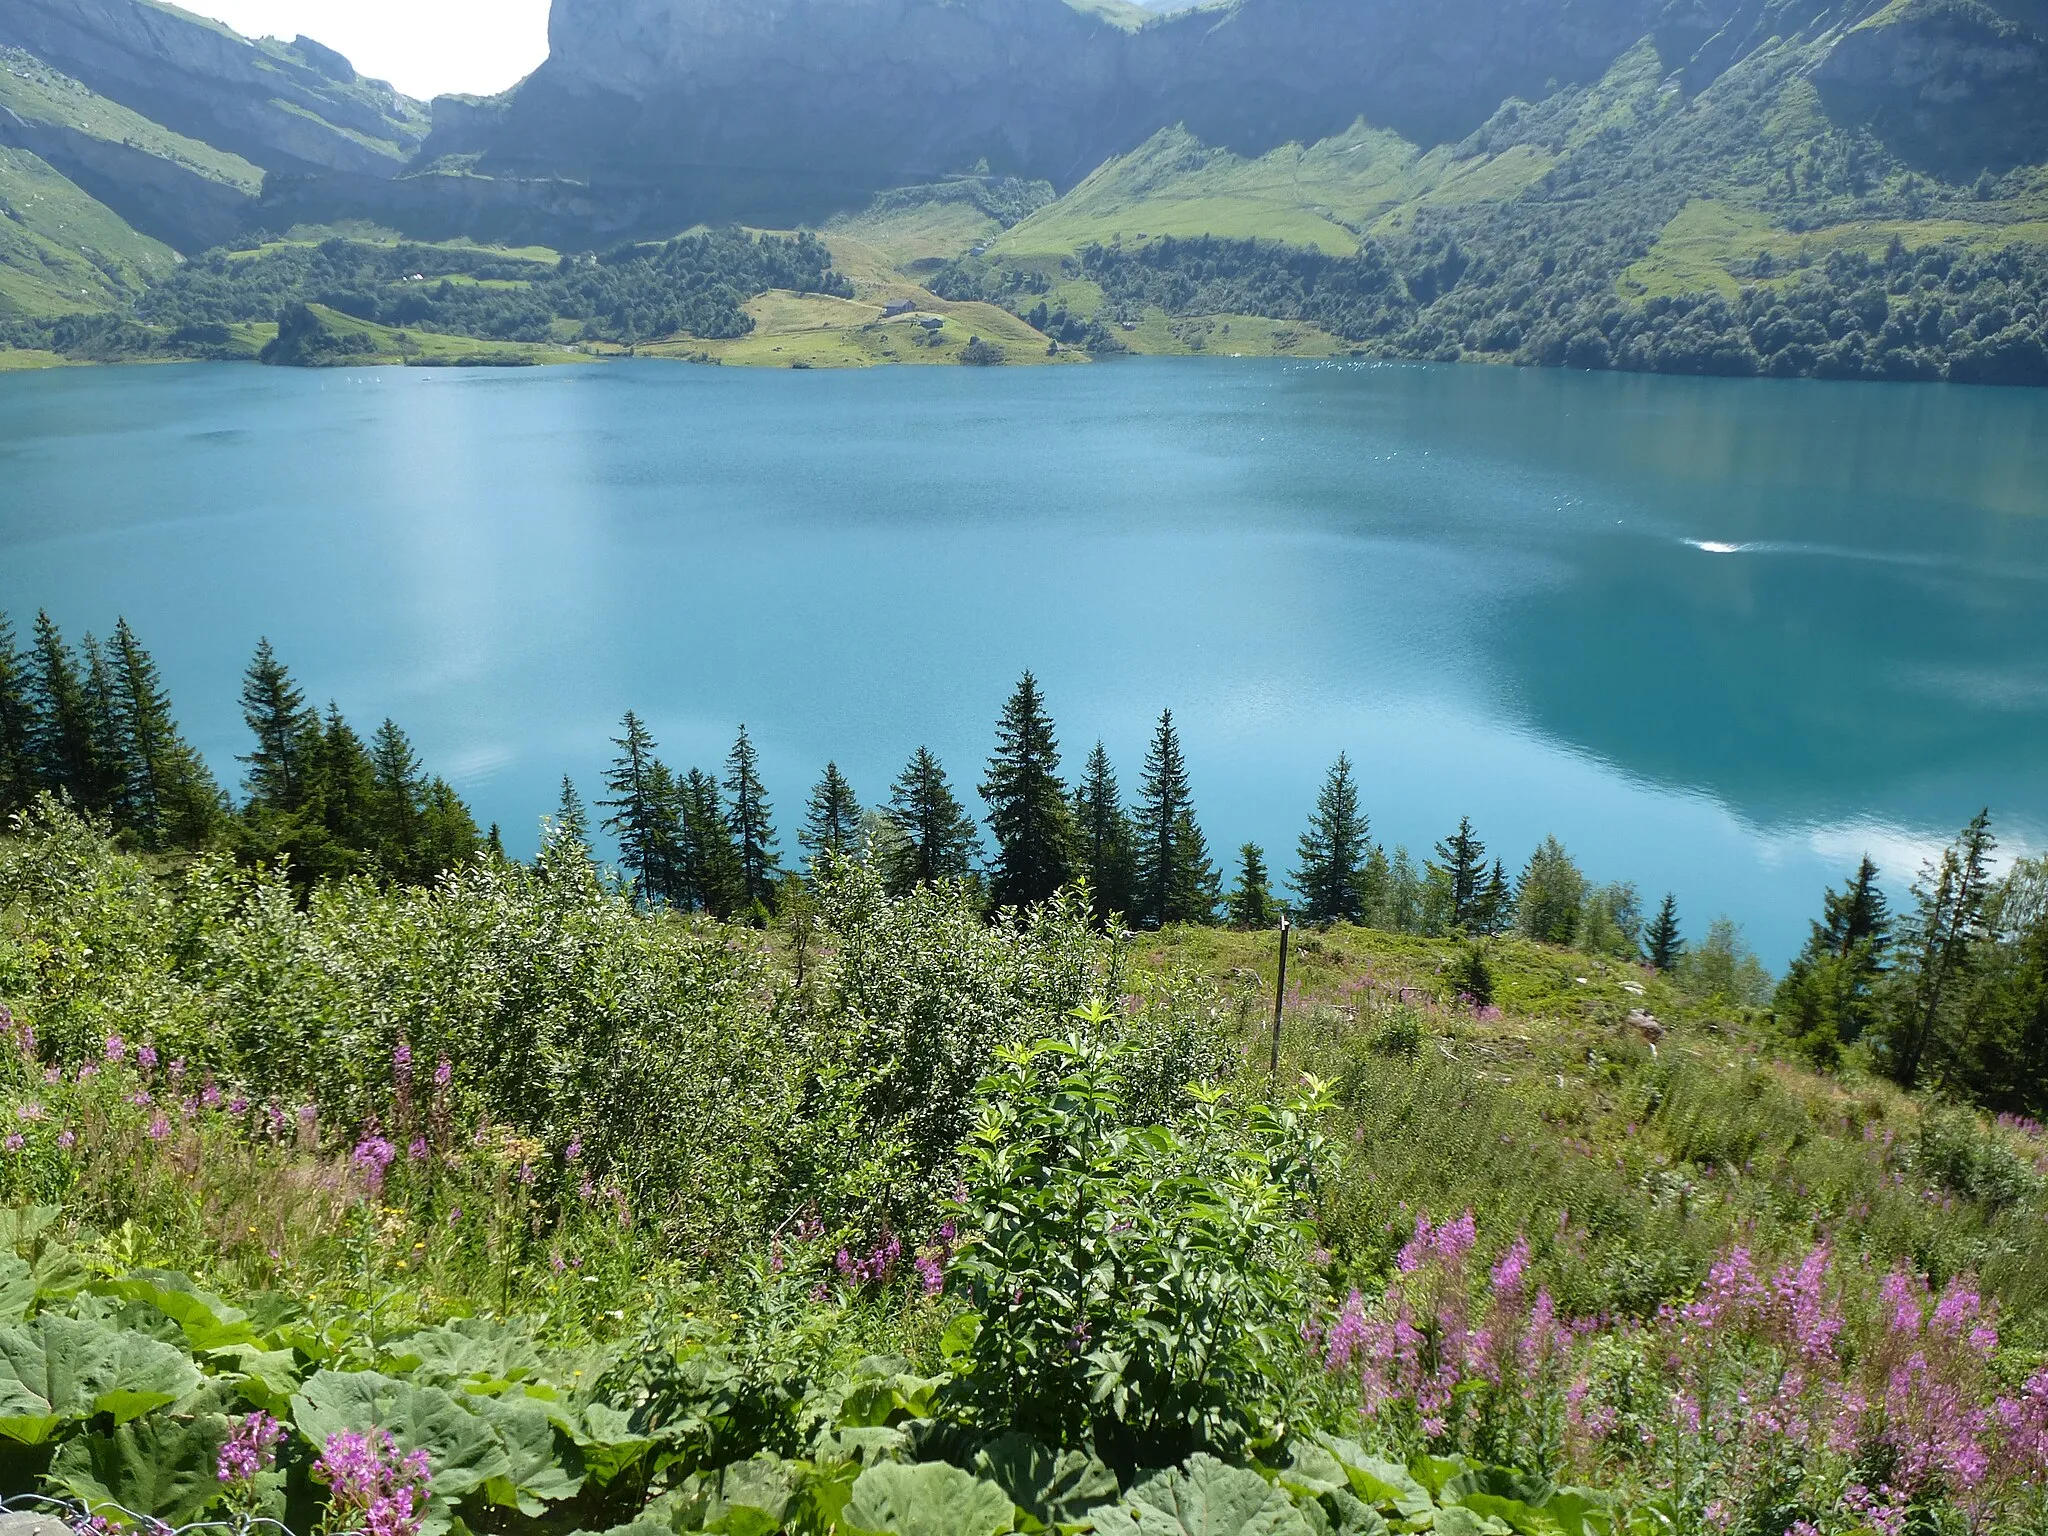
0 141 176 317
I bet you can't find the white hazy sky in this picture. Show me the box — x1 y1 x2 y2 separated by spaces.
185 0 553 99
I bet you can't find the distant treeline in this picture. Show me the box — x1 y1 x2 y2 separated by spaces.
5 623 2043 1119
0 612 481 884
0 230 852 360
935 231 2048 385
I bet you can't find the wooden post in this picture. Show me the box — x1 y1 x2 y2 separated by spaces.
1270 913 1291 1083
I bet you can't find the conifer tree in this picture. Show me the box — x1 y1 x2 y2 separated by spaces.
1290 753 1369 923
238 638 317 812
416 777 482 880
980 671 1074 909
1381 847 1424 933
883 746 981 895
1776 858 1894 1056
108 618 220 848
679 767 745 916
1356 843 1392 928
1228 843 1277 929
370 719 428 873
723 726 781 910
1820 857 1891 959
554 776 590 848
600 711 667 905
1516 836 1586 946
1133 710 1219 927
27 612 101 809
1477 860 1514 935
1071 741 1136 919
318 704 378 854
800 762 862 867
80 635 124 817
1432 816 1489 932
0 613 33 818
1890 811 1997 1089
1645 893 1684 971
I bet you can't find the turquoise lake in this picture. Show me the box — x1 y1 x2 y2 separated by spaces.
3 357 2046 962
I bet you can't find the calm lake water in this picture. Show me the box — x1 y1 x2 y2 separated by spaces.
3 357 2046 963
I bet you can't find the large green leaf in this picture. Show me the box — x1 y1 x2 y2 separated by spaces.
1312 1439 1434 1524
0 1314 200 1443
974 1432 1117 1531
100 1271 255 1350
846 1459 1016 1536
469 1391 586 1514
0 1255 36 1324
292 1368 515 1516
386 1319 548 1391
1435 1508 1515 1536
1090 1455 1313 1536
695 1452 800 1536
0 1205 61 1256
46 1413 230 1523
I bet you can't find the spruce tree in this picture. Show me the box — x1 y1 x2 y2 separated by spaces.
1432 816 1489 931
980 671 1074 909
1891 811 1996 1089
1290 752 1368 924
1133 711 1219 927
417 778 482 880
1227 843 1277 929
599 711 666 905
238 638 317 812
1477 860 1514 935
554 776 591 848
80 635 124 817
679 767 744 916
26 612 101 809
369 719 428 875
1821 856 1891 958
1645 893 1683 972
0 613 33 818
108 618 220 849
1071 741 1136 919
1356 843 1392 928
800 762 862 868
723 726 781 910
883 746 981 895
318 704 379 854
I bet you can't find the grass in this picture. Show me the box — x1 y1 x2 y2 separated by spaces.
993 119 1555 260
0 347 71 370
638 287 1077 367
0 47 263 193
1620 197 2048 299
826 204 1006 272
1109 307 1350 357
281 303 587 366
0 146 180 317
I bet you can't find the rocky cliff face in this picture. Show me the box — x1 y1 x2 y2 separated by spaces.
488 0 1701 208
0 0 428 178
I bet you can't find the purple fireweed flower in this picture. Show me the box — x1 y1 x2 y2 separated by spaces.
218 1411 285 1484
103 1035 126 1064
56 1130 74 1150
434 1057 451 1088
408 1136 429 1161
137 1044 158 1071
202 1079 223 1110
147 1114 170 1141
2 1134 21 1153
564 1137 582 1162
315 1428 432 1536
352 1137 398 1195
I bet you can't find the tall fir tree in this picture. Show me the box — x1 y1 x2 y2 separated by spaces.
1290 752 1369 923
883 746 981 895
1476 860 1514 935
554 776 591 848
416 777 482 880
1132 710 1219 928
1645 893 1684 971
599 711 667 906
1820 857 1891 959
318 704 379 855
0 613 33 818
108 618 220 848
26 612 101 809
1776 857 1894 1057
1071 741 1136 920
1890 811 1997 1089
238 638 317 812
723 726 781 910
369 719 428 872
679 767 745 916
980 671 1074 909
1227 843 1278 929
1432 816 1489 932
800 762 862 868
80 635 124 816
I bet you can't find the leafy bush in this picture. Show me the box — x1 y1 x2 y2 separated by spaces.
945 1017 1329 1471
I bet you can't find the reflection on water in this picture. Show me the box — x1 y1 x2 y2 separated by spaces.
1 358 2044 962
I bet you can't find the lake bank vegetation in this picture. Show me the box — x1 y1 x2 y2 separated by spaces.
2 615 2047 1535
